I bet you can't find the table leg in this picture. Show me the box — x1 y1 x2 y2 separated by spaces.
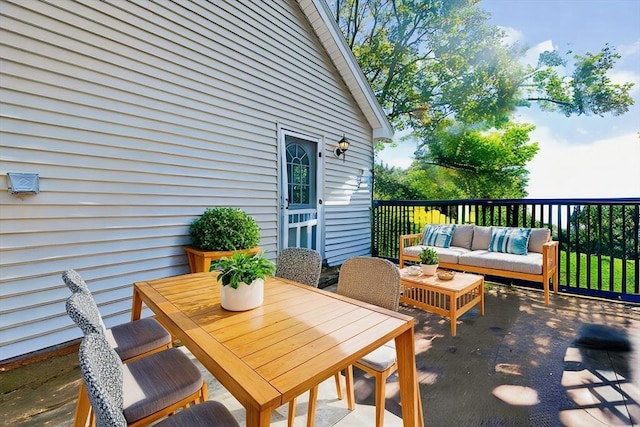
479 279 485 316
450 294 457 337
245 407 272 427
131 288 142 321
395 327 421 427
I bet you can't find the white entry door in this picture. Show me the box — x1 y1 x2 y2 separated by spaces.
278 129 323 254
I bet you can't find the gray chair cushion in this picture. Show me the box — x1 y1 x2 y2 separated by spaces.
62 269 91 293
67 292 171 361
155 401 240 427
106 318 171 361
357 341 396 371
122 348 204 423
275 247 322 287
79 333 128 427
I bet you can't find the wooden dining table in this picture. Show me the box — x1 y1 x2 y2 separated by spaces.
131 272 423 427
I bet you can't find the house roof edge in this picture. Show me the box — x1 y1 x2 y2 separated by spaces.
298 0 394 141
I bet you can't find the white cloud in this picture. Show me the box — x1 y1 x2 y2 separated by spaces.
526 130 640 198
497 25 523 46
609 69 640 94
618 39 640 57
523 40 556 68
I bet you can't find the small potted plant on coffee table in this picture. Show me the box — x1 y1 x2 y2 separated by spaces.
183 207 261 273
419 247 439 276
213 251 275 311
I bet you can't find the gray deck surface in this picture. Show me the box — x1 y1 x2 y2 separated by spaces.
1 281 638 426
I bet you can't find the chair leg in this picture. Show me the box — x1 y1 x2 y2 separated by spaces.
287 397 296 427
344 366 355 410
334 372 343 400
374 371 390 427
73 382 91 427
306 386 319 427
200 381 208 402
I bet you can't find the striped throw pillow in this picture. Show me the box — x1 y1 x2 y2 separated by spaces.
420 224 456 248
488 227 532 255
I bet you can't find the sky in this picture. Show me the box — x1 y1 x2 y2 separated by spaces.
377 0 640 199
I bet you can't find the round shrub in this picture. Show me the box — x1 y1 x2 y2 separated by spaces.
189 207 260 251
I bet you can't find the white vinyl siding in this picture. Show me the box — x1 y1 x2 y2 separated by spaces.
0 0 374 360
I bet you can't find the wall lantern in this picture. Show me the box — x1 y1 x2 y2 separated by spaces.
334 135 349 161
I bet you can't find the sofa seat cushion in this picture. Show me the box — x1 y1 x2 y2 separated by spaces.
403 245 471 264
458 250 543 275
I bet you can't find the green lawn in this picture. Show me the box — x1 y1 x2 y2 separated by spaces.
559 251 638 294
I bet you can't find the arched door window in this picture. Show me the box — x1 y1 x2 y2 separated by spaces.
286 143 312 209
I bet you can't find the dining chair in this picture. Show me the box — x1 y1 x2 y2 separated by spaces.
63 269 172 427
275 247 336 427
78 332 239 427
65 286 172 362
62 269 92 294
336 256 402 427
275 247 323 287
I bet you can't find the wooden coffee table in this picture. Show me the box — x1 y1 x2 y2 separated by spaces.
399 268 484 336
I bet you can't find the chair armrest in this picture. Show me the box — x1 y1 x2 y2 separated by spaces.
399 233 422 251
542 240 559 270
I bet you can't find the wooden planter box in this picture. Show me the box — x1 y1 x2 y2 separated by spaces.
183 246 261 273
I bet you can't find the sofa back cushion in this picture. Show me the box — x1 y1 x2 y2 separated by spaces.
488 227 532 255
471 226 493 250
528 228 551 253
450 224 474 250
421 224 456 248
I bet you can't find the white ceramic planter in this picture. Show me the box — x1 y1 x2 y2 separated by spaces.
220 278 264 311
420 264 438 276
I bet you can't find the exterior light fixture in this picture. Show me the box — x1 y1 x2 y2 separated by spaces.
334 135 349 161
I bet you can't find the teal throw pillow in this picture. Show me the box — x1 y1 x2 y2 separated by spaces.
488 227 532 255
421 224 456 248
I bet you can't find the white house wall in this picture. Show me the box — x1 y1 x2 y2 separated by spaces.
0 0 375 361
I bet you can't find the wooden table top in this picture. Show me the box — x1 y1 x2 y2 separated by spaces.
399 268 483 291
132 272 418 426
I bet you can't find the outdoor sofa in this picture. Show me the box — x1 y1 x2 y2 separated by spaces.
399 224 559 304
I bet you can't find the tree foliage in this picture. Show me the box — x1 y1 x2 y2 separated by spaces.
569 205 640 259
417 122 539 198
520 45 634 117
331 0 635 199
333 0 634 133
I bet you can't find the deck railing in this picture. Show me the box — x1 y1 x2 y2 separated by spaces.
372 198 640 303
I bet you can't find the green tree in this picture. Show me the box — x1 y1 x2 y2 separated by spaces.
333 0 634 134
332 0 634 198
521 45 634 117
373 162 464 200
416 122 539 198
334 0 522 135
569 205 640 259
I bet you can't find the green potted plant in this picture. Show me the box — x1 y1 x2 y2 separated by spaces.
184 207 261 273
418 247 439 276
213 251 275 311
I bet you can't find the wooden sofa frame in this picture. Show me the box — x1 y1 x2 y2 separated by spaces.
399 233 560 305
